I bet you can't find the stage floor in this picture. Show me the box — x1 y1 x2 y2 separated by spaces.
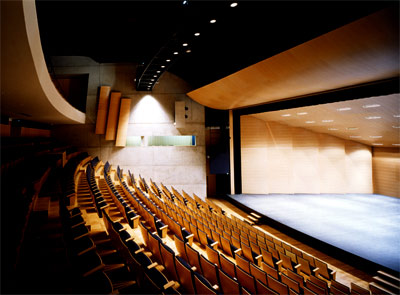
226 193 400 272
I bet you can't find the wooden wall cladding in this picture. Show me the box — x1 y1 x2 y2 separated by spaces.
115 98 131 147
105 92 122 141
95 86 111 134
240 115 373 194
372 147 400 198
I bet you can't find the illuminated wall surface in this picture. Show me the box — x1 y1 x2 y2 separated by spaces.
241 115 373 194
52 57 206 197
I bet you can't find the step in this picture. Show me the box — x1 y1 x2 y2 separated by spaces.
373 276 400 294
250 212 261 219
377 270 400 285
369 282 396 295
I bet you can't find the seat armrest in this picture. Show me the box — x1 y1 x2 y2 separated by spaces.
294 264 301 269
276 260 283 265
191 266 197 271
210 241 219 247
147 262 158 269
234 248 242 254
330 270 337 280
134 248 145 254
163 281 175 290
312 267 319 273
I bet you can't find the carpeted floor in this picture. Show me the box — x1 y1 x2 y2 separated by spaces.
227 193 400 272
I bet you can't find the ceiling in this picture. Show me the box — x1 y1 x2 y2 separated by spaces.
35 0 392 89
250 94 400 147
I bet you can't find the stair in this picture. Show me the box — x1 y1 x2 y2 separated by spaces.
370 270 400 295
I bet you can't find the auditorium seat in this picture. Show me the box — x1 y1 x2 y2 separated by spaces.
219 253 237 279
330 283 350 295
255 278 279 295
185 243 203 274
205 244 220 268
314 259 336 281
193 272 218 295
261 261 279 280
286 269 305 289
249 262 268 285
236 265 257 294
236 253 251 273
174 256 196 294
277 252 296 273
303 286 319 295
221 235 241 258
350 282 370 295
241 242 260 265
306 280 327 295
261 247 279 269
218 268 241 295
143 266 175 294
139 221 151 247
302 252 317 268
267 274 289 295
199 254 220 288
174 234 189 262
147 231 164 266
198 228 218 249
159 242 179 283
309 275 329 294
281 273 301 294
295 255 313 278
77 270 136 294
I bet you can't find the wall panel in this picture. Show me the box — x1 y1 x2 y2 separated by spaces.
241 116 269 193
373 147 400 198
241 115 372 194
345 140 373 193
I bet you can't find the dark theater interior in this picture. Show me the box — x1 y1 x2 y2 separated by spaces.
1 1 399 294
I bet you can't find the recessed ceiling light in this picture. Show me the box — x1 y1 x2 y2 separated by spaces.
194 32 200 36
392 144 400 146
346 127 358 130
151 79 154 81
372 143 383 146
328 128 338 131
173 52 179 55
349 135 361 138
305 121 315 124
297 112 308 115
393 126 400 128
322 119 334 123
157 71 161 73
394 114 400 118
161 65 165 68
365 116 381 120
153 75 157 77
182 43 188 47
281 114 291 117
210 19 217 23
230 2 238 7
166 59 171 62
369 136 382 138
362 104 381 108
337 107 351 111
186 49 191 53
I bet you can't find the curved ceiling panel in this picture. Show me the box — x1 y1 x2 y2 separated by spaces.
1 0 85 124
187 8 399 110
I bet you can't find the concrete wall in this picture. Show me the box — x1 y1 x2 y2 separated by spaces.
51 57 206 197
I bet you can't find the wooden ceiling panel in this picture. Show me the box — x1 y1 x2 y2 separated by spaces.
187 8 399 110
251 94 400 147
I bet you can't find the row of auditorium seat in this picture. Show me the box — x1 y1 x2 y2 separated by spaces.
74 156 376 295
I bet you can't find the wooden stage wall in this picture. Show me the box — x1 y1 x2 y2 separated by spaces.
240 115 373 194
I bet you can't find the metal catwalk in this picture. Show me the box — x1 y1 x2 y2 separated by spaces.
226 193 400 273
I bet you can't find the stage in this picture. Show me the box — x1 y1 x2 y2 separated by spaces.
226 193 400 273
